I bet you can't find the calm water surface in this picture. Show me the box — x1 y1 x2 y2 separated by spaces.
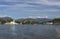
0 24 60 39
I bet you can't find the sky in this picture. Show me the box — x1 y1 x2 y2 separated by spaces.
0 0 60 18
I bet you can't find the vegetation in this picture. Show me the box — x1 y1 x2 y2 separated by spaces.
15 20 40 24
0 17 13 24
0 17 60 25
0 19 6 24
6 18 13 22
53 18 60 24
15 20 21 24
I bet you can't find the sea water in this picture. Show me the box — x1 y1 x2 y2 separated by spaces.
0 24 59 39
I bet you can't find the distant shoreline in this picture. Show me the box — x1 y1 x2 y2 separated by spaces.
0 16 60 25
0 22 60 25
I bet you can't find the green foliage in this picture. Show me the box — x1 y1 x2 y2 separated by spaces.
1 20 6 24
15 20 40 24
20 20 40 24
0 17 13 24
0 19 6 24
15 21 21 24
53 18 60 24
7 18 13 22
0 17 60 24
24 20 31 24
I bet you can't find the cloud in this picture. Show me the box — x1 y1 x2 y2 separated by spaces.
0 0 60 18
0 0 17 2
0 3 59 14
48 0 60 2
0 0 60 6
31 0 60 6
0 0 60 7
42 9 60 12
0 0 59 10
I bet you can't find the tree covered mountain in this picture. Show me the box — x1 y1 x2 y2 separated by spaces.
0 17 13 24
15 18 52 22
15 18 52 24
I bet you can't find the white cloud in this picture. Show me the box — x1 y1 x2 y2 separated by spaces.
42 9 60 12
25 0 60 6
0 0 60 6
33 0 60 6
24 9 60 11
0 0 17 2
0 14 11 17
0 0 60 13
0 3 34 9
0 4 59 12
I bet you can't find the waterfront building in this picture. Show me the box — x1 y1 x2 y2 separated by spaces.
5 20 18 24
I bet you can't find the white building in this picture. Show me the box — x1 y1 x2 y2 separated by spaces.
46 22 53 24
5 20 18 24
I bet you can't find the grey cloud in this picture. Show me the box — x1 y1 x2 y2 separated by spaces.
0 0 60 13
48 0 60 2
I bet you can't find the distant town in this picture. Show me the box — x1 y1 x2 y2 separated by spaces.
0 16 60 25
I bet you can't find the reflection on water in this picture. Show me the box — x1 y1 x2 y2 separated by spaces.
10 25 17 36
0 24 59 39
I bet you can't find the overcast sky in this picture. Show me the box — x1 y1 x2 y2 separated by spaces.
0 0 60 18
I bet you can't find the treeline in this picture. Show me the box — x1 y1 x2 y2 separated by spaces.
0 17 13 24
53 18 60 24
15 18 60 24
0 17 60 24
15 20 40 24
